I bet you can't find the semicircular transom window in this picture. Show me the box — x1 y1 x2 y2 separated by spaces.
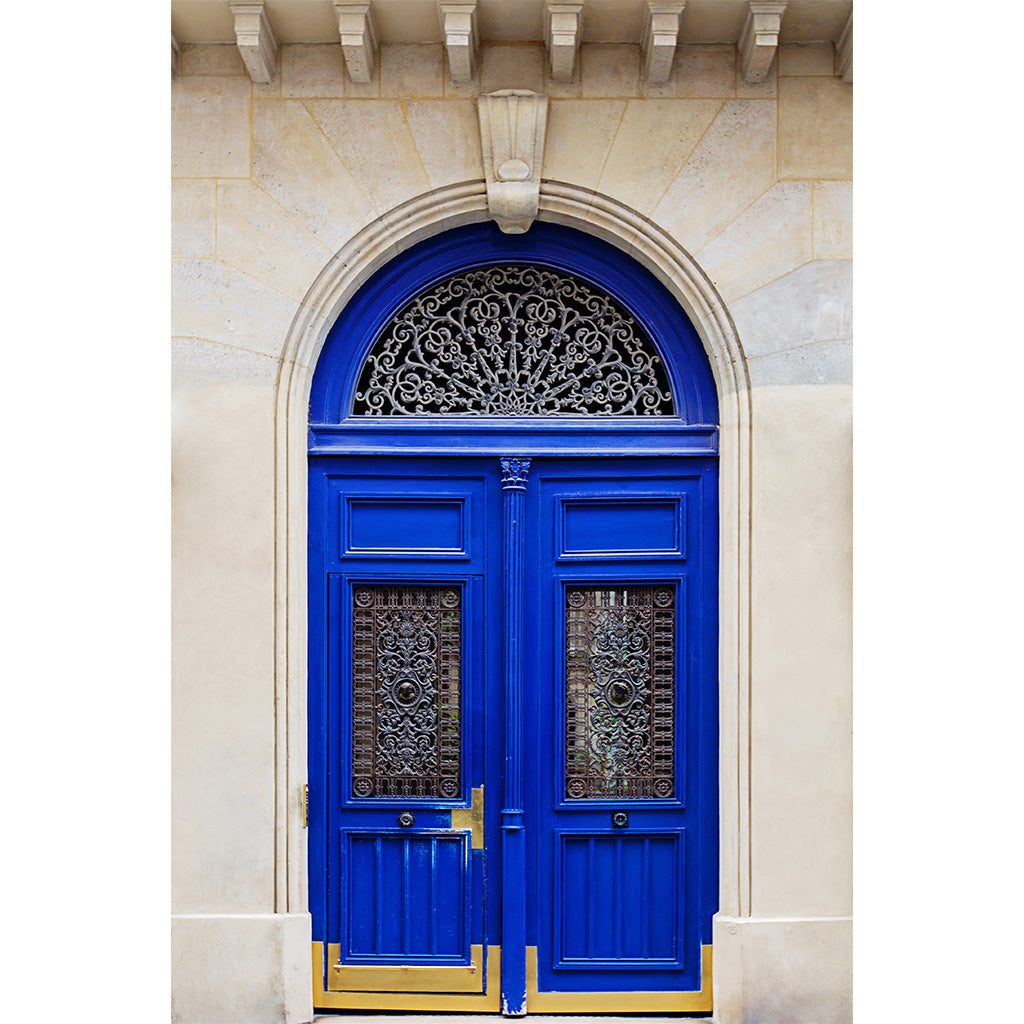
352 265 676 416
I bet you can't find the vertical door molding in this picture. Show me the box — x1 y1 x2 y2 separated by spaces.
499 456 531 1015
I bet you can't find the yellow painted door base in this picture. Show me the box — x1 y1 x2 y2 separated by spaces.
524 945 712 1014
313 941 711 1014
313 942 501 1011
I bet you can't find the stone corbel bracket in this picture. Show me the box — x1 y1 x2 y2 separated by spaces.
440 2 480 83
477 91 549 234
837 11 852 83
641 2 685 84
229 2 278 83
545 3 583 83
739 1 787 83
334 2 378 83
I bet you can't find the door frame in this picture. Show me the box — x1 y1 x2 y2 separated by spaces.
276 184 753 1014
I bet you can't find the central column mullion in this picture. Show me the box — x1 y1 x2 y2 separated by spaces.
499 456 530 1016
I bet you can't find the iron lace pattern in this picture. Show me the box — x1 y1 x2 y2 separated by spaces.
353 265 675 416
351 585 462 800
564 586 675 799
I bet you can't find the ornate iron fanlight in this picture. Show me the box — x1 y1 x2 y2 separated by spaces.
352 265 675 416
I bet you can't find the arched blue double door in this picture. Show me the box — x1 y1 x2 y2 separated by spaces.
308 224 718 1015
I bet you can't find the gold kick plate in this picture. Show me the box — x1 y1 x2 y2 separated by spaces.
451 785 483 849
314 942 501 1011
525 944 713 1013
328 943 485 993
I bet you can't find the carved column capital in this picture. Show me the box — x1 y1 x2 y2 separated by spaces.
500 457 533 489
477 91 549 234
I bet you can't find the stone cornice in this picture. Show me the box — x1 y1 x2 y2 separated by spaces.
172 0 853 49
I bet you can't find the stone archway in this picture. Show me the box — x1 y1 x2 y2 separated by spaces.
273 180 753 1013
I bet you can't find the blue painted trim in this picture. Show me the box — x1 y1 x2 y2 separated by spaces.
309 422 718 457
309 221 718 432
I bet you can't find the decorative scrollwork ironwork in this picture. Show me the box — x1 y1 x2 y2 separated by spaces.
352 265 675 416
564 586 675 799
351 585 462 800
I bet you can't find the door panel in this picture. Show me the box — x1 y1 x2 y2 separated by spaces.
554 829 684 965
342 829 470 958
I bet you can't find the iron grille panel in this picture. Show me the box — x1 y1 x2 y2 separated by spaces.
352 265 675 416
351 585 462 800
565 586 675 800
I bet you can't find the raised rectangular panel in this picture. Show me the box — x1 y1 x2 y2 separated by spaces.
345 831 470 960
345 497 466 556
559 498 684 558
555 831 684 967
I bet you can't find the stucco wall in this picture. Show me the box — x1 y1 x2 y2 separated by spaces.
172 40 851 1024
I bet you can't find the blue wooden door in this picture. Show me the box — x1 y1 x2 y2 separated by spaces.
523 457 717 1013
309 455 505 1011
309 453 716 1014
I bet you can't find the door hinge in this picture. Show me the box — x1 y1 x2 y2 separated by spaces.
302 783 309 828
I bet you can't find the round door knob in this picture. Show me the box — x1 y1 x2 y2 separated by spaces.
398 811 415 828
612 811 628 828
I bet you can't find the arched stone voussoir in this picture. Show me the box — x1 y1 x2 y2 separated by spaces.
281 179 751 405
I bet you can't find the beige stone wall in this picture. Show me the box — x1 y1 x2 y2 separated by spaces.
172 40 851 1024
173 44 852 391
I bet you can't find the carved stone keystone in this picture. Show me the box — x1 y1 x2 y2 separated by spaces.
229 2 278 83
440 2 479 83
477 91 549 234
641 2 685 84
739 1 787 83
544 2 583 83
334 2 378 83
